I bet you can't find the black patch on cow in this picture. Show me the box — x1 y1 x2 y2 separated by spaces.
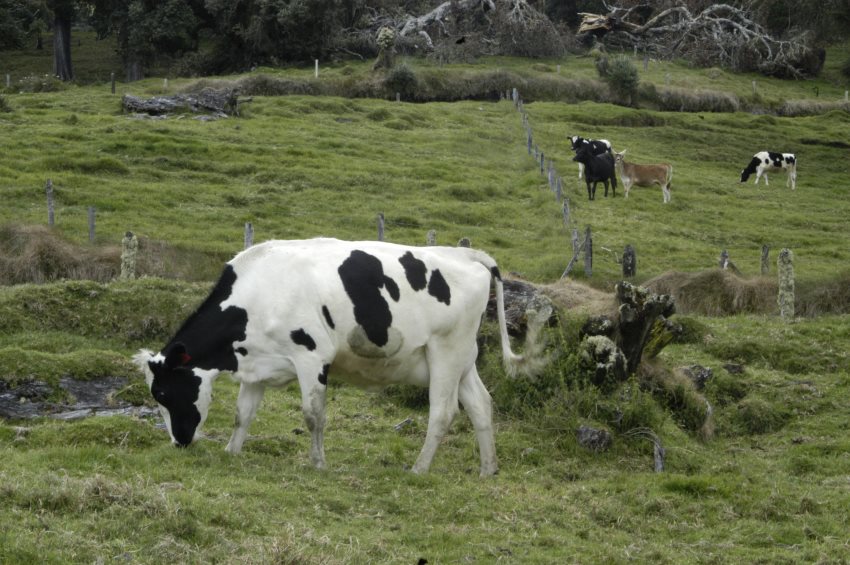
236 347 247 356
149 356 202 446
768 151 784 167
167 264 248 372
399 251 428 291
741 156 761 182
785 155 796 164
491 266 502 281
338 250 400 347
322 305 335 329
319 364 330 386
291 329 317 351
427 269 451 305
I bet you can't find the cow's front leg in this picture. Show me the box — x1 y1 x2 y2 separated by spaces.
225 381 266 454
297 363 329 470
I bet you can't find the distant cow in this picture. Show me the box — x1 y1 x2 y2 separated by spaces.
740 151 797 190
569 135 612 180
573 144 617 200
613 150 674 203
134 238 539 476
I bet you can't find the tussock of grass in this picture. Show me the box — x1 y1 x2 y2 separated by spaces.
644 270 777 316
0 224 119 284
778 99 850 116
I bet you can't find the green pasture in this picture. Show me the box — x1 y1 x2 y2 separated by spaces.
2 46 850 563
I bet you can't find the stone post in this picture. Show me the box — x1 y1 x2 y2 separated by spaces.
120 231 138 280
778 248 794 320
244 222 254 249
584 226 593 278
426 229 436 246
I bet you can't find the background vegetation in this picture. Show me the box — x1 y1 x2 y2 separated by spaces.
1 22 850 565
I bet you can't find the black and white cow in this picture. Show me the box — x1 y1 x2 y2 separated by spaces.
569 135 612 180
134 238 535 476
740 151 797 190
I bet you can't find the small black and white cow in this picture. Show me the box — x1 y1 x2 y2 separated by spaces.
134 238 535 476
740 151 797 190
569 135 612 180
572 143 617 200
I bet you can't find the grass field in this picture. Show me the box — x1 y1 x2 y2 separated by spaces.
2 40 850 563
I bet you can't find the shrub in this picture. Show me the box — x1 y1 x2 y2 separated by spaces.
731 398 791 435
604 55 640 105
383 63 418 100
14 74 67 93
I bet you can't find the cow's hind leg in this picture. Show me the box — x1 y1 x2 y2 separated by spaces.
458 365 498 476
296 359 329 470
225 381 266 454
412 341 465 474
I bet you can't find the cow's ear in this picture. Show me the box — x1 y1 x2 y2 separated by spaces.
165 342 191 369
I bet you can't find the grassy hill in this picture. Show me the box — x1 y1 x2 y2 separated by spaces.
2 44 850 563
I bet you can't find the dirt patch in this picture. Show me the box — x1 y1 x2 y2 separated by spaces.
539 278 617 317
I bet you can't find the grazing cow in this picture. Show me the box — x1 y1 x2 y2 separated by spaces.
740 151 797 190
134 238 538 476
569 135 612 180
572 144 617 200
613 150 674 203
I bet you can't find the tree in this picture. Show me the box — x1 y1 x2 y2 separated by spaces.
50 0 75 80
578 3 825 78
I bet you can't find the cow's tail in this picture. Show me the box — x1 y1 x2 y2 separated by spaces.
486 261 549 378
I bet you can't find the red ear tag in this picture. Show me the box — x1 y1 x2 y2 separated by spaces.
180 353 192 365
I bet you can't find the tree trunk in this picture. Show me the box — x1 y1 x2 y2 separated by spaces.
126 60 144 83
52 17 73 81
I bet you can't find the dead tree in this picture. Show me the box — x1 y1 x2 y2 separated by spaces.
399 0 562 58
579 3 823 78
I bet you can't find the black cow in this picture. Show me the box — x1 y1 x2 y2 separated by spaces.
569 135 612 180
572 144 617 200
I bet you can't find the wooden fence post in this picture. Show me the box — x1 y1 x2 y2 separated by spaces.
5 74 10 88
752 80 757 95
87 206 96 242
315 59 319 78
778 248 795 320
377 213 385 241
244 222 254 249
46 180 55 226
539 152 545 174
562 198 570 227
571 228 579 257
760 245 770 275
623 244 636 278
111 72 115 94
426 229 436 246
120 231 138 280
527 131 532 155
584 226 593 277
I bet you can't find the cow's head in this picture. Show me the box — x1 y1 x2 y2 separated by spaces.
572 143 592 163
568 135 584 151
134 343 215 447
741 156 760 183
